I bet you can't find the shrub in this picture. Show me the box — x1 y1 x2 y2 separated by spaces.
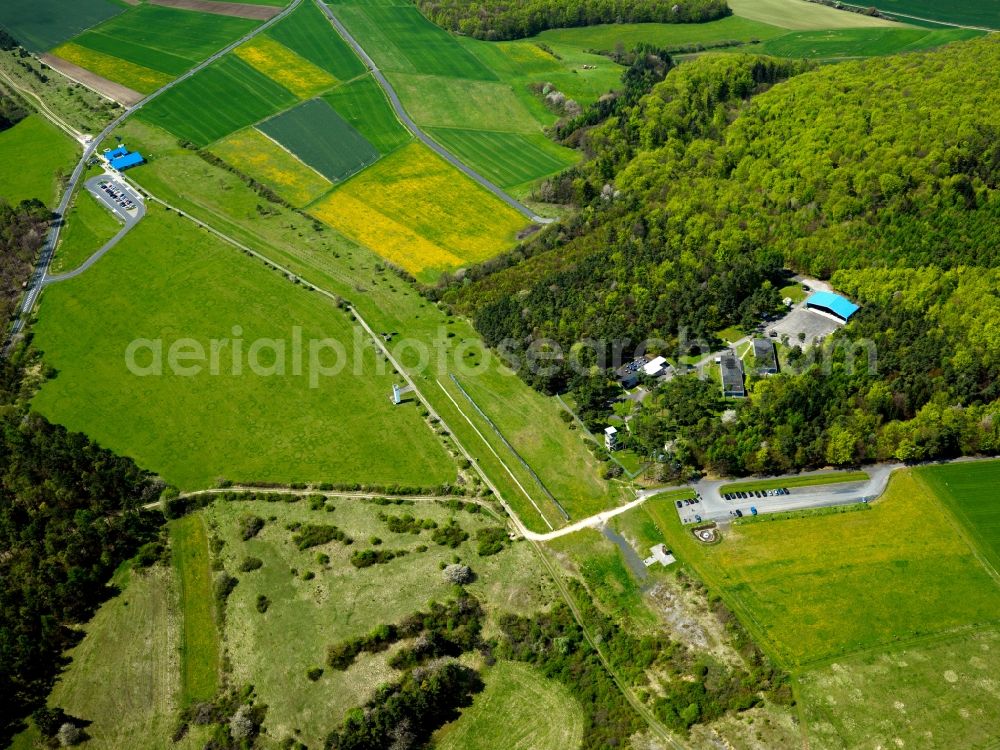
239 556 263 572
240 514 265 540
214 573 238 606
256 594 270 613
306 666 324 681
432 520 469 548
443 564 473 585
292 524 347 549
475 527 508 556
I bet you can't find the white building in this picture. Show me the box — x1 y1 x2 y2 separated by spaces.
642 356 668 378
643 544 676 567
604 426 618 451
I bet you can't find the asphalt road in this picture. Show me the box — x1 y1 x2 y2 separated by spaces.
4 0 303 349
314 0 554 225
43 175 145 285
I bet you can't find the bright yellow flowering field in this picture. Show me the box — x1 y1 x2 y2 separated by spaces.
51 43 172 94
311 143 525 280
234 37 338 99
211 128 333 207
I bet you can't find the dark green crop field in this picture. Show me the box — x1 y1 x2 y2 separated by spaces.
267 0 365 80
260 98 380 181
0 0 122 52
138 55 296 147
917 460 1000 572
70 5 256 76
749 26 983 58
862 0 1000 29
323 75 412 154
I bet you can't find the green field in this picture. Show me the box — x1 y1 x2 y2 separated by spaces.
859 0 1000 29
719 470 869 494
643 470 1000 666
266 0 366 79
427 128 579 190
797 627 1000 748
323 74 412 154
138 55 296 147
69 5 257 76
534 15 788 50
0 0 123 52
388 73 540 132
748 26 983 57
31 204 455 489
727 0 903 29
434 662 584 750
51 188 121 274
202 496 549 746
171 514 220 705
259 98 379 182
0 115 78 206
334 3 498 79
105 118 621 532
42 564 185 749
917 460 1000 572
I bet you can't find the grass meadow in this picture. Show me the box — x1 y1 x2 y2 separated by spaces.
259 99 379 181
322 75 412 154
534 15 787 50
916 460 1000 571
170 514 220 706
109 118 622 532
266 0 366 80
51 188 121 274
31 204 455 489
138 55 296 146
234 36 339 98
211 127 333 207
643 469 1000 667
0 0 122 52
387 73 540 132
0 115 77 206
433 662 584 750
202 496 552 746
310 142 526 280
335 3 498 79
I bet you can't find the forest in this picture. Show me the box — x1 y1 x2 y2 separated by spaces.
438 37 1000 473
414 0 730 40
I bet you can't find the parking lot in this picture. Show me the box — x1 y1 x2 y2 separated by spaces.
91 176 140 221
675 492 708 525
767 307 842 345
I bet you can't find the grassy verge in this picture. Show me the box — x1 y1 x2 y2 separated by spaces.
719 470 869 494
171 514 219 706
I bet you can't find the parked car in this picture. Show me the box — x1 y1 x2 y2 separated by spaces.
676 500 683 509
735 509 744 518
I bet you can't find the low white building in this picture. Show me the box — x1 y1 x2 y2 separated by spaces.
643 544 676 567
643 356 669 378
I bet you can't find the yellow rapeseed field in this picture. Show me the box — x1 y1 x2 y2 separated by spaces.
212 128 332 207
51 43 172 93
311 143 524 280
234 37 338 99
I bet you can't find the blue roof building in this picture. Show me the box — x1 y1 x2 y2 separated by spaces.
805 291 859 322
106 145 128 159
109 151 144 171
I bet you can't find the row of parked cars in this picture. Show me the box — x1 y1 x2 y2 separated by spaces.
99 181 134 211
724 488 789 501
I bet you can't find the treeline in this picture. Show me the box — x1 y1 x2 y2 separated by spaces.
0 350 164 743
0 198 50 324
414 0 730 40
437 38 1000 472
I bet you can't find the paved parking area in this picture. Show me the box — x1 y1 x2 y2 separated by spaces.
767 307 842 345
88 174 141 222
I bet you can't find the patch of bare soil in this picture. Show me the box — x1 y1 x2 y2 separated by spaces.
40 54 144 106
149 0 283 21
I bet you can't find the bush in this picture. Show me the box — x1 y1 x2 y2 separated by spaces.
256 594 270 613
292 523 347 549
350 548 406 568
475 527 508 556
214 573 238 606
239 556 263 572
443 563 473 585
432 520 469 548
306 666 324 681
240 514 265 540
134 540 165 567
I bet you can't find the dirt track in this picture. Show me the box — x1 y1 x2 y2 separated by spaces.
149 0 283 20
40 54 144 106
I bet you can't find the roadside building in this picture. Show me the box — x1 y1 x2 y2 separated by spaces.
642 544 675 567
642 355 669 378
752 338 778 375
604 426 619 451
720 350 745 398
805 291 859 324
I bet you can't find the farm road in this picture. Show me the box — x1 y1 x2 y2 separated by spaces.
5 0 305 349
314 0 554 225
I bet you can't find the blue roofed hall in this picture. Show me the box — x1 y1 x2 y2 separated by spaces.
805 291 859 323
109 151 145 171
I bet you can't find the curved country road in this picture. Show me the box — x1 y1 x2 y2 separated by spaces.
4 0 305 350
314 0 554 225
